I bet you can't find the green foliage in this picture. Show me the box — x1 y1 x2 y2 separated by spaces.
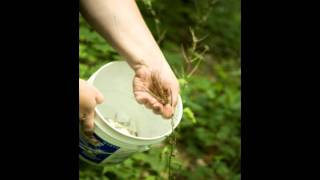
137 0 240 59
80 0 240 179
79 17 120 79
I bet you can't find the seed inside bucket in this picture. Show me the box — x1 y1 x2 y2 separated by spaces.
105 112 138 137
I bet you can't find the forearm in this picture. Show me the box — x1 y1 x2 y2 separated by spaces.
80 0 167 71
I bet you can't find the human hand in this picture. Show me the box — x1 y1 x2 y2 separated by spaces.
79 79 104 138
133 62 180 118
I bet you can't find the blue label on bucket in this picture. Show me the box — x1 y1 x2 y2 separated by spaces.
79 132 120 164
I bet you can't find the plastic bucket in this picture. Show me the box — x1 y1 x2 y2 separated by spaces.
79 61 183 165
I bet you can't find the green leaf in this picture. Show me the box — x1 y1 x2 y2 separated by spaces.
145 176 156 180
183 107 196 124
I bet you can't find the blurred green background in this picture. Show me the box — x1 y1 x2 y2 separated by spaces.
80 0 240 179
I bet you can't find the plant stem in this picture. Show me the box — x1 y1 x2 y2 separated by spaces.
168 117 175 180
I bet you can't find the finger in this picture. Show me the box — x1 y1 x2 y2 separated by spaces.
151 99 161 108
134 92 149 104
162 104 174 119
133 77 145 92
134 91 156 105
144 101 153 109
152 102 162 114
153 109 161 115
94 88 104 104
82 111 95 138
136 92 161 112
144 94 161 110
151 99 161 111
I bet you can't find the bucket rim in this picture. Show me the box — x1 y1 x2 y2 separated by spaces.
89 60 183 141
94 95 183 141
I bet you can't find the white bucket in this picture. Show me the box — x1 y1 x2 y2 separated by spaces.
79 61 183 165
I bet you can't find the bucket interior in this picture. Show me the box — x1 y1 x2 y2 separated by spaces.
92 61 182 139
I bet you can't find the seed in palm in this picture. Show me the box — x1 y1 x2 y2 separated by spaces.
148 72 172 107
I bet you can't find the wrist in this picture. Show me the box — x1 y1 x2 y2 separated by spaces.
131 54 168 73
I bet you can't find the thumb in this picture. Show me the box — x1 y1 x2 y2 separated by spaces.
162 104 174 119
94 88 104 104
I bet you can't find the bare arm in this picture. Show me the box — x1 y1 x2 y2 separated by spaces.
80 0 179 120
80 0 167 71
